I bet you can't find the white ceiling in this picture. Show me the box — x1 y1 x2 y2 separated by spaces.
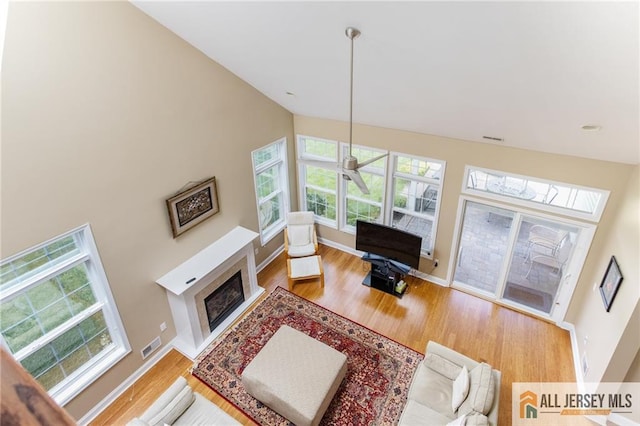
131 1 639 165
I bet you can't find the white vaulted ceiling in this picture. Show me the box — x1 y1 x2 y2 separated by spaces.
131 1 639 165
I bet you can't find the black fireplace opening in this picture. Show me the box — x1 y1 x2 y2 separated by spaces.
204 270 245 332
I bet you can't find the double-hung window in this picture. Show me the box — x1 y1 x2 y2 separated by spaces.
297 134 446 261
297 135 338 227
389 154 444 257
0 225 130 405
252 137 290 245
342 144 387 230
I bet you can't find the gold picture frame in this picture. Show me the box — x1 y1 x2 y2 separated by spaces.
166 177 219 238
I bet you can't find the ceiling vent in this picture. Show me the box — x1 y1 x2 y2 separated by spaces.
482 136 504 142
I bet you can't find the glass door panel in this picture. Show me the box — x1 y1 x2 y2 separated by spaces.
502 218 578 314
453 201 515 294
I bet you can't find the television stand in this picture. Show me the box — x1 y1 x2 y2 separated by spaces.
361 254 408 297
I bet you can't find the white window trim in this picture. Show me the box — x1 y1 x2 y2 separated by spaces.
252 137 290 245
295 134 447 263
297 134 339 229
461 165 610 222
339 142 387 233
386 152 446 258
448 195 597 323
0 224 130 406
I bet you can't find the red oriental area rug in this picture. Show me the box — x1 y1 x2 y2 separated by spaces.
191 287 423 425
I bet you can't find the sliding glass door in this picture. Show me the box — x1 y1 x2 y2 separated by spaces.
453 202 515 295
453 200 584 318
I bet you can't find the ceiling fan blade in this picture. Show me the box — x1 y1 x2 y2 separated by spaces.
343 169 370 195
356 153 389 169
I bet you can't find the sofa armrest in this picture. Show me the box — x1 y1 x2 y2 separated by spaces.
139 377 189 422
486 370 501 426
426 341 480 371
426 342 502 426
174 392 241 425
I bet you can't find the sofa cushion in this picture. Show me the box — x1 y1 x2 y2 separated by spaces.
424 352 463 380
458 363 495 416
398 399 454 426
407 362 457 420
446 414 467 426
147 385 195 426
465 412 489 426
452 365 470 411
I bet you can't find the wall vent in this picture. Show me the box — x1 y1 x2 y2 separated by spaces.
482 135 504 142
141 336 161 360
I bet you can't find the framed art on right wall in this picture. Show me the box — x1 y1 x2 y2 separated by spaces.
599 256 623 312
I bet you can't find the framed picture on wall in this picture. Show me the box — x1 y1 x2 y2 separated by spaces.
166 177 219 238
599 256 623 312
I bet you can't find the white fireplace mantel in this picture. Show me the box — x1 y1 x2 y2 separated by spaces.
156 226 264 359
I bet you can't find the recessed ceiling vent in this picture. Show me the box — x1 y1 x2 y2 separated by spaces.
482 136 504 142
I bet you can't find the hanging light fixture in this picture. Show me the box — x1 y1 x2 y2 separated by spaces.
304 27 388 195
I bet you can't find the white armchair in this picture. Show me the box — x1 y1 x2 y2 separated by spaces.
284 211 318 258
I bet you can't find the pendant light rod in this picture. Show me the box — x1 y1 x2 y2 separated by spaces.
346 27 360 157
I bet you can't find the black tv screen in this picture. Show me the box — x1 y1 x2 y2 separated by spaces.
356 220 422 269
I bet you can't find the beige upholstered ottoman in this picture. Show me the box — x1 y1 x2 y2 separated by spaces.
241 325 348 426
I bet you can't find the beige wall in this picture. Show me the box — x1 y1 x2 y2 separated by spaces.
2 1 638 421
293 115 634 275
2 2 293 419
567 166 639 387
293 115 639 388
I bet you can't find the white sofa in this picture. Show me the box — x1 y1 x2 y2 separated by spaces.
399 341 501 426
126 376 240 426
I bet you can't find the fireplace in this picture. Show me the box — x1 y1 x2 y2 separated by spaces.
156 226 264 359
204 270 244 332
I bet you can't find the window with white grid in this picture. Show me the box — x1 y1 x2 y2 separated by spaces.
0 225 130 405
390 154 444 257
252 137 290 245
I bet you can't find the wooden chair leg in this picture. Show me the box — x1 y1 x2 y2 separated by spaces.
286 259 293 290
318 256 325 288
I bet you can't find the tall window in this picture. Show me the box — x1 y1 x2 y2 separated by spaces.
390 154 444 257
0 225 130 405
297 136 338 227
297 135 445 260
252 138 290 245
342 144 387 229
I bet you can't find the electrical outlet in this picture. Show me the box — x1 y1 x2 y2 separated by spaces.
254 247 259 255
434 259 439 267
160 322 167 332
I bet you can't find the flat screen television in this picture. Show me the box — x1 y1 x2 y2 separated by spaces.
356 220 422 270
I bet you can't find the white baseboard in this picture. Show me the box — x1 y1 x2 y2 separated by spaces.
256 244 284 273
560 321 586 391
317 236 356 255
318 237 449 287
77 341 175 425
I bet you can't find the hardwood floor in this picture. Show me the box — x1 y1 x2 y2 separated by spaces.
90 244 575 425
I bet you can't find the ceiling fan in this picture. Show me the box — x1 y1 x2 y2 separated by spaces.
305 27 388 195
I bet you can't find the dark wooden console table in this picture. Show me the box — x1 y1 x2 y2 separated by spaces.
361 253 408 297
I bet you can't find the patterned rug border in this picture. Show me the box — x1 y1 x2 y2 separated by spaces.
191 286 424 425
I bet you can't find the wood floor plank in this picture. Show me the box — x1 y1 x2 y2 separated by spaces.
90 244 575 425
